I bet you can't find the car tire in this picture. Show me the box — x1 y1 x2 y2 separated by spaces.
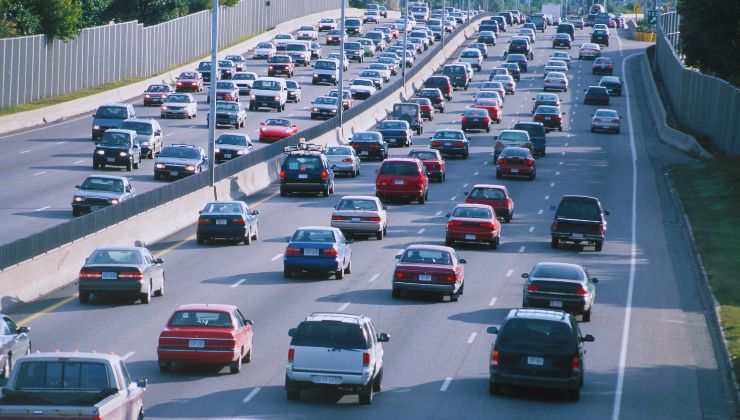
126 161 133 171
529 171 536 180
595 241 604 252
359 381 374 405
391 288 401 299
141 282 152 304
551 237 559 249
345 260 352 274
79 292 90 304
280 187 287 197
489 382 501 395
583 307 592 322
154 275 165 297
158 360 170 372
486 126 490 133
283 268 293 278
491 236 499 250
376 229 384 240
373 368 383 392
197 235 205 245
133 159 140 170
496 170 502 179
336 266 344 280
229 354 242 374
244 230 252 245
567 387 581 402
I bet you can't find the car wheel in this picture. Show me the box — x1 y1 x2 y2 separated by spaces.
489 382 501 395
244 230 252 245
133 159 140 170
286 385 300 401
358 381 374 405
567 387 581 402
551 237 559 249
126 161 133 171
154 275 165 297
158 360 170 372
491 236 499 250
229 353 242 374
79 292 90 304
280 187 287 197
376 229 384 240
373 368 383 392
391 288 401 299
141 282 152 304
595 241 604 252
283 268 293 278
496 170 502 179
486 126 490 133
582 307 592 322
335 266 344 280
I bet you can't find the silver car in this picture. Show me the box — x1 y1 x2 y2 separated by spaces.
325 146 360 177
120 118 163 158
544 71 568 92
492 74 516 94
331 195 388 239
591 108 621 134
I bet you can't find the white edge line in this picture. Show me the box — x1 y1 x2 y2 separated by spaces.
122 352 135 361
231 278 246 288
489 297 497 307
271 253 283 261
505 269 513 277
242 387 262 404
417 228 425 234
35 206 50 212
466 332 477 344
440 377 453 392
337 302 350 312
368 273 380 283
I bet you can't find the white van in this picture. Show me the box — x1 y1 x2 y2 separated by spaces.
249 77 288 112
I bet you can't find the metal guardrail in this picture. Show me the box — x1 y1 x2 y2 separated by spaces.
0 16 481 270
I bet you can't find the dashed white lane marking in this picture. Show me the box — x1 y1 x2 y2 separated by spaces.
440 377 453 392
529 226 535 233
538 209 544 215
483 161 488 165
271 253 283 261
33 171 47 176
73 159 85 164
466 332 478 344
559 161 564 165
368 273 380 283
19 149 30 154
337 302 351 312
435 210 442 216
231 278 246 288
417 228 425 234
474 171 479 176
34 206 50 212
565 142 569 146
56 141 66 145
550 182 556 188
561 151 566 156
242 387 262 404
545 195 550 200
387 229 405 233
489 297 498 307
518 245 526 253
555 171 560 176
450 196 456 201
463 183 468 188
505 269 513 277
122 352 135 361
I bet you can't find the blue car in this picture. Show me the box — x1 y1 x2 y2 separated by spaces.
283 226 352 279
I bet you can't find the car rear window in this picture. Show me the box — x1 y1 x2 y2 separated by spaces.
292 229 335 242
499 318 576 349
351 132 381 142
514 124 545 138
15 361 110 390
203 202 242 213
501 147 530 158
463 109 487 117
532 264 585 280
88 249 140 265
169 311 233 328
452 206 491 219
291 320 368 349
337 199 378 211
285 156 322 170
409 151 439 160
379 162 419 176
400 249 452 265
587 87 609 96
469 188 505 200
326 147 352 156
556 198 602 220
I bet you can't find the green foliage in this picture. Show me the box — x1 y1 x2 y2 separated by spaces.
80 0 112 27
678 0 740 86
0 0 41 36
29 0 83 40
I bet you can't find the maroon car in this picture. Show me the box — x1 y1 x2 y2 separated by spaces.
175 71 203 93
423 76 453 101
143 84 173 106
533 105 564 131
409 97 435 120
391 244 466 301
407 148 446 182
496 147 536 180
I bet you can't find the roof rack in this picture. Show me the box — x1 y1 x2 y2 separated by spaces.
283 143 324 154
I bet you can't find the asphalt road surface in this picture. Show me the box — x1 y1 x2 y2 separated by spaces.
5 22 733 420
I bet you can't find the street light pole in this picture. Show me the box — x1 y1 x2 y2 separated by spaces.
441 0 446 48
207 0 218 188
338 0 345 136
402 0 408 98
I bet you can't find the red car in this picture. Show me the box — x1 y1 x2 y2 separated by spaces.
259 118 298 142
533 105 564 131
143 84 174 106
445 203 502 249
473 98 502 123
157 304 254 373
375 158 430 204
496 147 536 180
391 244 466 301
410 97 435 121
461 108 492 132
408 148 445 182
423 76 453 101
465 184 515 223
175 71 203 93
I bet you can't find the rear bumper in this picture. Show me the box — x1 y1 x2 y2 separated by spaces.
281 181 329 192
393 281 457 294
552 232 604 243
79 280 145 295
446 230 496 242
525 295 588 314
331 220 382 233
433 146 467 156
490 369 580 390
284 256 341 272
376 188 423 200
197 225 246 239
498 167 535 176
286 369 369 390
158 348 239 364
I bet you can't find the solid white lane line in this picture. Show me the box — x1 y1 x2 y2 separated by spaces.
231 279 246 288
565 142 569 146
466 332 478 344
450 196 456 201
518 245 526 253
242 387 262 404
368 273 380 283
387 229 405 233
529 226 535 233
440 377 453 392
417 228 425 234
612 51 640 420
34 206 50 212
537 209 544 215
271 253 283 261
561 151 566 156
435 210 442 216
337 302 350 312
122 352 135 361
33 171 46 176
505 269 513 277
19 149 30 154
56 141 66 145
489 297 497 307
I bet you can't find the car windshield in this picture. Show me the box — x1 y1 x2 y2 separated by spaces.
369 64 387 70
469 187 505 200
271 55 290 63
203 202 242 213
410 98 431 106
379 162 418 176
315 97 337 105
275 34 292 40
444 66 465 75
253 80 281 90
291 320 368 349
216 82 235 90
419 89 440 97
95 106 127 119
379 121 407 130
478 91 499 98
99 132 130 147
146 85 169 92
180 72 198 79
433 131 463 140
532 264 585 280
499 319 576 349
452 206 491 219
353 79 372 87
216 135 248 146
169 311 233 328
511 39 527 46
216 102 238 112
81 177 124 192
265 118 290 127
360 71 379 78
315 61 336 70
291 229 335 242
159 147 200 159
328 30 342 35
225 55 243 62
352 132 381 142
595 110 618 118
337 199 378 211
285 156 322 171
286 44 307 52
326 147 352 156
88 249 141 265
502 147 530 158
167 94 190 103
15 361 110 391
218 60 234 68
409 151 439 160
400 248 452 265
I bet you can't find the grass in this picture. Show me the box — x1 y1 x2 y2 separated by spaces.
671 158 740 384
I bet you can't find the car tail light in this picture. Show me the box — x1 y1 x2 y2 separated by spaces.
575 286 589 296
362 352 370 367
342 158 353 163
526 158 534 167
491 350 499 366
394 270 408 281
442 273 456 283
232 218 246 225
527 284 539 293
571 356 581 370
599 224 606 235
479 222 495 229
79 270 102 280
279 169 285 179
498 158 508 166
198 217 210 225
331 215 347 221
119 271 144 281
285 247 302 256
370 144 380 149
321 247 338 257
461 117 468 124
454 141 465 147
288 347 295 362
320 169 329 180
507 198 513 209
367 216 382 222
448 220 462 228
431 140 442 147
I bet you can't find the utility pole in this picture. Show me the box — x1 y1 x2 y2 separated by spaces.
441 0 445 47
402 0 409 98
338 0 345 136
207 0 218 188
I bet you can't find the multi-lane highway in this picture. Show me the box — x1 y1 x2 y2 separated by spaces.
4 17 733 420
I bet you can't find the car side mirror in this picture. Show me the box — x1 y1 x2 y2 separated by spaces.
604 210 610 216
245 319 254 326
521 273 529 279
154 152 160 158
459 258 467 264
136 378 148 389
75 185 81 189
394 254 401 259
377 332 390 342
582 334 595 342
591 277 599 283
288 328 297 337
251 209 260 215
17 326 30 334
486 326 498 334
154 258 164 264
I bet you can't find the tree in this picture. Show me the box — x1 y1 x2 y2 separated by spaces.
29 0 82 40
0 0 41 36
80 0 113 27
678 0 740 85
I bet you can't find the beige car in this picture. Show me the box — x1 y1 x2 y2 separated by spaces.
492 74 516 94
330 195 388 240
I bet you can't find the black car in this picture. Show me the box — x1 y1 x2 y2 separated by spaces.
376 119 413 147
522 262 598 321
430 129 469 158
513 121 546 157
477 31 497 45
197 201 260 245
442 64 470 90
280 144 335 196
556 23 576 40
552 34 572 49
505 54 528 72
487 309 595 401
93 129 141 171
550 195 609 251
154 144 207 180
583 86 610 105
349 131 388 160
92 103 136 141
598 76 622 96
501 63 521 82
591 29 609 46
209 101 247 129
197 61 216 84
390 103 423 135
344 42 364 62
507 38 533 60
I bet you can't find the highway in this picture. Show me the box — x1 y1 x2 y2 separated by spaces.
0 15 406 246
5 20 733 420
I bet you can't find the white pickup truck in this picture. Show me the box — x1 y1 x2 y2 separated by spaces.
0 352 147 420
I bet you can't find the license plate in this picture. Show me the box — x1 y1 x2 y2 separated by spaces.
418 274 432 281
189 339 205 349
102 272 117 280
312 375 342 385
511 169 519 174
544 116 551 120
359 150 368 155
304 248 319 256
170 171 179 177
351 217 361 222
550 300 563 308
465 234 476 240
298 174 308 179
572 233 584 239
472 118 480 122
216 219 227 225
527 356 544 366
394 179 404 185
106 157 115 163
445 141 453 146
224 153 232 159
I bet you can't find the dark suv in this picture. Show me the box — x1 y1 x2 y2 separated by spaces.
507 38 533 60
442 64 470 90
423 76 453 100
279 144 335 197
513 121 547 157
487 309 595 401
153 144 207 180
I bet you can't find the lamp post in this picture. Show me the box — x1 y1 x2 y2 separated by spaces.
207 0 218 188
402 0 409 98
338 0 346 137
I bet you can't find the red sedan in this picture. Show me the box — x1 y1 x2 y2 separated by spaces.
408 148 446 182
391 244 466 301
473 98 502 123
496 146 536 180
259 118 298 143
157 304 254 374
445 203 502 249
143 84 174 106
465 184 514 223
175 71 203 93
